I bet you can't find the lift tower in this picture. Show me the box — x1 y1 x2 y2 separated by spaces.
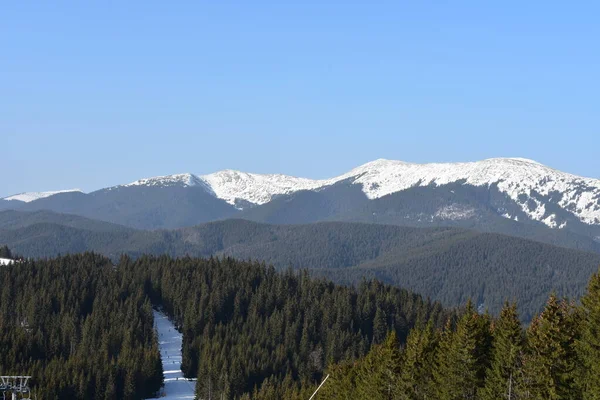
0 376 33 400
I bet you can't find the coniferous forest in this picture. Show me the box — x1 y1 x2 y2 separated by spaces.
1 249 600 399
318 273 600 400
0 253 163 399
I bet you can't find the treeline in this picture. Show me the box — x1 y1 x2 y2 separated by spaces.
0 253 163 399
127 255 453 399
314 267 600 400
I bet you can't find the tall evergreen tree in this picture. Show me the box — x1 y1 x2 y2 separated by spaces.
0 244 12 258
480 302 524 400
433 301 491 400
356 331 402 400
319 360 359 400
575 266 600 399
397 321 439 400
520 294 579 399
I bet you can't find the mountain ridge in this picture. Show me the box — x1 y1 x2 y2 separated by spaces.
5 157 599 225
2 157 599 236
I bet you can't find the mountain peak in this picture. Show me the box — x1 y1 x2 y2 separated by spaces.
201 169 324 208
125 173 204 188
486 157 543 165
2 189 83 203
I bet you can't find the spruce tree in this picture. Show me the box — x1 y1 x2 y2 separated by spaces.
373 307 388 344
480 302 524 400
520 294 579 399
0 245 11 258
356 331 402 400
575 267 600 399
319 360 358 399
397 322 438 400
433 301 491 400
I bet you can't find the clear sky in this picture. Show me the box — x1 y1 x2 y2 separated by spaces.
2 2 599 197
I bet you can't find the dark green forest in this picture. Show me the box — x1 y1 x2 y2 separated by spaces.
3 211 600 320
0 251 451 399
0 253 163 399
1 248 600 398
317 268 600 400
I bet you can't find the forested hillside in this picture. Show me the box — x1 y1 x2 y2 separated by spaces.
316 267 600 400
14 184 238 229
131 255 451 398
2 210 600 319
0 251 451 399
0 253 163 399
3 250 600 399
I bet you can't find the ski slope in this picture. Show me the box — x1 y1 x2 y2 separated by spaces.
150 311 195 399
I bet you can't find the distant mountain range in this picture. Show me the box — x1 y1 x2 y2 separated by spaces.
2 158 600 253
2 209 600 321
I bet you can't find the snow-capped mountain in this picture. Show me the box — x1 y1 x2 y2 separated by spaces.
195 158 600 227
3 158 599 233
123 173 214 193
2 189 82 203
200 170 325 207
332 158 600 227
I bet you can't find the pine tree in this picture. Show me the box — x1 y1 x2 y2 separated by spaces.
0 245 12 259
373 307 388 344
480 302 524 400
575 267 600 399
433 301 491 399
356 331 402 400
520 294 579 399
104 371 116 400
319 360 358 400
397 322 438 400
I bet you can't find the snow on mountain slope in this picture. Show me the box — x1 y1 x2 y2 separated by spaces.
126 173 205 188
2 189 82 203
200 169 326 207
12 158 597 229
199 158 600 227
120 172 215 195
334 158 600 227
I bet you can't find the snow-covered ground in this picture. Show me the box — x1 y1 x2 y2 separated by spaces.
0 258 13 265
149 311 195 400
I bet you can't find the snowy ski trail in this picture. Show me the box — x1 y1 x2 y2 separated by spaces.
149 310 195 399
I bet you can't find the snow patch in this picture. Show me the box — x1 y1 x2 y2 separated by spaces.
0 258 14 266
542 213 559 229
434 205 477 220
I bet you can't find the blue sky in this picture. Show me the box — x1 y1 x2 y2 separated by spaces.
2 2 599 196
